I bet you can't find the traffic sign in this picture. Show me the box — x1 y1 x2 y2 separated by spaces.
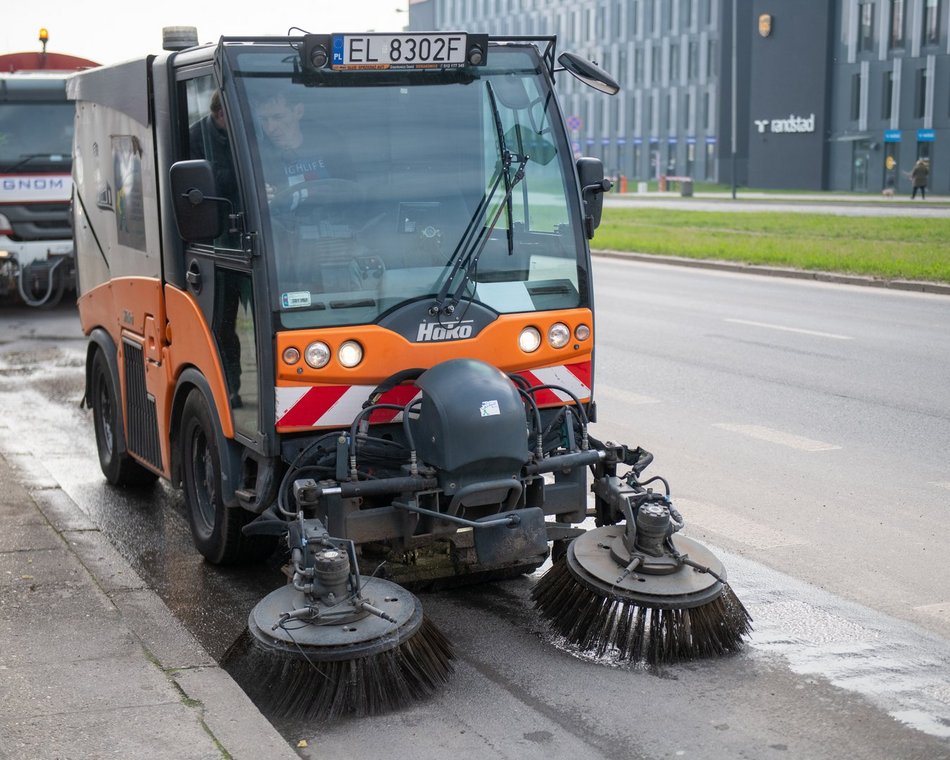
566 115 582 131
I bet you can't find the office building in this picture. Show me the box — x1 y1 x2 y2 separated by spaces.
408 0 950 194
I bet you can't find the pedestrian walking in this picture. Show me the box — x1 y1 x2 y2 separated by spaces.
910 158 929 199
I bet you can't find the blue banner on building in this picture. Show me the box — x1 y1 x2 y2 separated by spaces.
884 130 901 143
917 129 936 142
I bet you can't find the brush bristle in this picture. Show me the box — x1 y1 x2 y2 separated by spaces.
224 616 454 720
532 558 752 664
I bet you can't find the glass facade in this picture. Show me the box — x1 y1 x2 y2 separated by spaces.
413 0 723 183
411 0 949 193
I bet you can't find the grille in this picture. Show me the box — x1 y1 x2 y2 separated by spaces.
122 340 162 469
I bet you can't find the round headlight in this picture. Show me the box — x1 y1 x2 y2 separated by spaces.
304 341 331 369
519 326 542 353
575 324 591 341
548 322 571 349
338 340 363 368
282 346 300 365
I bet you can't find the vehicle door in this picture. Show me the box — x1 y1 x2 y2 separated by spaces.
175 69 263 444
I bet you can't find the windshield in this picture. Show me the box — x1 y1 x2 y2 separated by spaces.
230 45 585 328
0 103 74 171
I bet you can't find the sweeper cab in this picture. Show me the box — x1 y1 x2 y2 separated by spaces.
0 29 98 308
70 27 750 720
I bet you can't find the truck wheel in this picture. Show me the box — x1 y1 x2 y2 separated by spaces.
180 390 272 564
90 350 158 487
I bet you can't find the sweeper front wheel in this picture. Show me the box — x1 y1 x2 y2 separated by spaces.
533 526 751 664
224 576 453 720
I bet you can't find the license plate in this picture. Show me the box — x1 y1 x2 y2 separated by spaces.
331 33 469 69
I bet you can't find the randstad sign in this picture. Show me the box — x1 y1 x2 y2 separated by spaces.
752 113 816 135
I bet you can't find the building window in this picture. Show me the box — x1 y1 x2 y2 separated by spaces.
706 39 717 78
669 43 679 81
922 0 940 45
629 0 640 36
882 70 894 120
652 45 662 83
858 1 875 52
889 0 905 47
914 68 927 118
703 90 713 130
688 40 699 80
653 0 661 35
851 72 862 121
704 0 713 27
635 49 644 83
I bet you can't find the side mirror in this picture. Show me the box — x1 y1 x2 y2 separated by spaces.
557 52 620 95
169 159 223 242
576 157 611 239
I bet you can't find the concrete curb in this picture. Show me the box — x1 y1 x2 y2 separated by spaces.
3 451 299 760
592 249 950 296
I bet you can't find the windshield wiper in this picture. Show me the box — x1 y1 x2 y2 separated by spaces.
431 81 528 317
0 153 68 173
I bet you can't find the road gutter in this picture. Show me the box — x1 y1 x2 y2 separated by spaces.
592 249 950 296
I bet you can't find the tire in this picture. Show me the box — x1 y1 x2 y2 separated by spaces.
90 349 158 487
179 390 273 564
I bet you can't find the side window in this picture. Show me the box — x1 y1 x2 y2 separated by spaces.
181 76 243 250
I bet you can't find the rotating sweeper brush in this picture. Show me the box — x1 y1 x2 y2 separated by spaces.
224 514 452 720
533 448 751 664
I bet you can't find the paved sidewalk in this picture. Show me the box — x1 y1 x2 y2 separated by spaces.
0 450 299 760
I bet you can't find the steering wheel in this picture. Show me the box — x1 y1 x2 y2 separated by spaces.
270 178 363 210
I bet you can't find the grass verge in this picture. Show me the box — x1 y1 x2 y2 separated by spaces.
595 208 950 283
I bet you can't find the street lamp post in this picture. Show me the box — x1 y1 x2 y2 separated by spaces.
731 0 737 199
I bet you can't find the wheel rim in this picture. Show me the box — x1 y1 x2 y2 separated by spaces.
96 372 115 459
190 426 216 536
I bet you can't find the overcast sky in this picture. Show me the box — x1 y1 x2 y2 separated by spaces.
4 1 412 65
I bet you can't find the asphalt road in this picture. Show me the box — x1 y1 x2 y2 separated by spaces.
1 264 949 759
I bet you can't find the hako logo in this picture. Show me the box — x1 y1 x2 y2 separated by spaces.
416 319 474 342
754 113 816 135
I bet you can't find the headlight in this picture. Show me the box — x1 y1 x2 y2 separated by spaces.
338 340 363 368
304 341 331 368
548 322 570 349
282 346 300 365
575 324 591 341
519 326 542 353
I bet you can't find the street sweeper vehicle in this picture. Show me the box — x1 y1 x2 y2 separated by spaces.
70 27 750 719
0 29 98 307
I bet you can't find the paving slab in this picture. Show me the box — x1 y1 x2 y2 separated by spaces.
0 448 299 760
0 702 223 760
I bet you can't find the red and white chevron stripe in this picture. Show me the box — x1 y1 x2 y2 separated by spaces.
275 361 592 430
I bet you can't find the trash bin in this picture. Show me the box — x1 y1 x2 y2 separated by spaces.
680 179 693 197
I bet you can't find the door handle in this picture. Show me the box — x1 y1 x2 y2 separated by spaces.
186 261 202 293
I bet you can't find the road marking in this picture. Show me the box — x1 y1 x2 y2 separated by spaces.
724 318 853 341
713 423 841 452
595 385 662 406
913 602 950 624
675 497 805 549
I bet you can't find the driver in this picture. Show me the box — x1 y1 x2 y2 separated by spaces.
256 90 352 210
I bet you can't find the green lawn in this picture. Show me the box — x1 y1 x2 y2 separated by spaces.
595 208 950 283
